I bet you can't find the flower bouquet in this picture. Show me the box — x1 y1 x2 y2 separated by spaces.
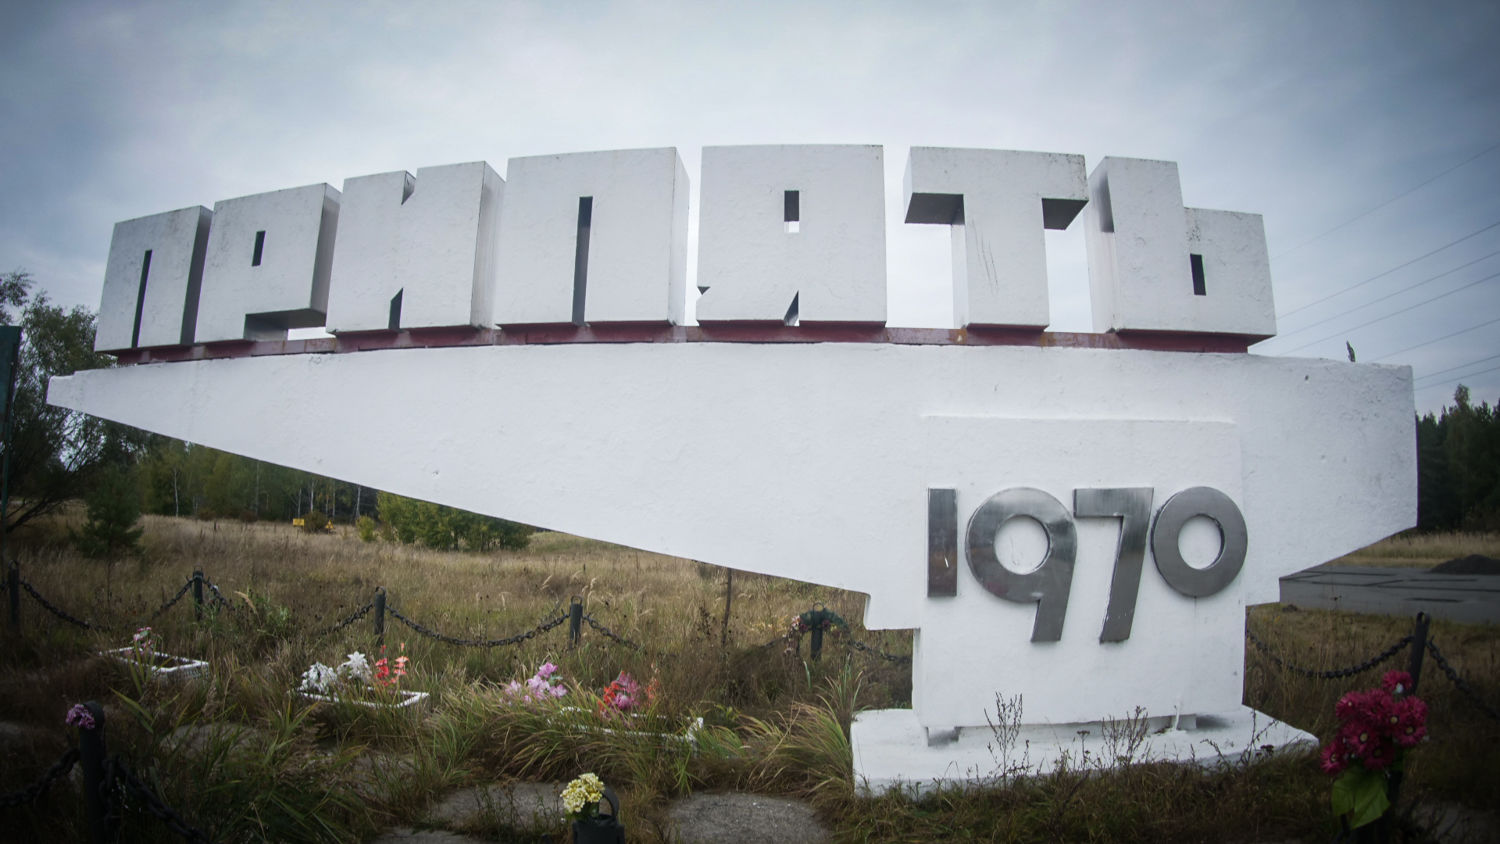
102 627 208 681
502 662 568 704
1320 670 1428 831
561 772 623 844
296 645 427 710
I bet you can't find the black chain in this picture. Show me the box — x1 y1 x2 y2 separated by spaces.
386 604 569 647
582 614 643 650
19 579 107 631
147 579 196 621
841 635 912 664
199 578 233 611
1245 626 1413 679
317 602 374 636
106 756 214 843
0 748 78 807
1425 640 1500 721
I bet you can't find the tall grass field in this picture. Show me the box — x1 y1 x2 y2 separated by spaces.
1 515 1496 842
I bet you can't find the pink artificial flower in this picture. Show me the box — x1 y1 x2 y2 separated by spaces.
1381 670 1413 696
64 704 95 730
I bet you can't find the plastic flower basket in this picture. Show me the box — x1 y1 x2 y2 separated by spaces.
294 689 430 711
102 647 209 681
557 707 704 749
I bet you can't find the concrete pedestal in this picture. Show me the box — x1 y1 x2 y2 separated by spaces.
850 707 1316 796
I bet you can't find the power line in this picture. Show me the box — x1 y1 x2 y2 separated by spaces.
1274 140 1500 260
1414 363 1500 393
1415 353 1500 384
1277 219 1500 320
1264 249 1500 344
1373 315 1500 362
1277 270 1500 355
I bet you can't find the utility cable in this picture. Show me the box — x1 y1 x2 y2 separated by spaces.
1414 352 1500 384
1373 316 1500 362
1277 270 1500 355
1414 363 1500 395
1274 140 1500 260
1264 250 1500 343
1277 219 1500 320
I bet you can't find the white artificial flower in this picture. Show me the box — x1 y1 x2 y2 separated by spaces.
300 662 337 694
340 652 373 684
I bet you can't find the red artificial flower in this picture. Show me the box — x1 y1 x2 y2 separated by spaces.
1319 740 1348 775
1381 670 1413 696
1393 696 1428 748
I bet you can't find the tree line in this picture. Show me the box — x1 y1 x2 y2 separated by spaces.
2 270 530 554
1416 385 1500 531
2 269 1497 552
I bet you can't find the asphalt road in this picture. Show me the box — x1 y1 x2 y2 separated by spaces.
1279 564 1500 624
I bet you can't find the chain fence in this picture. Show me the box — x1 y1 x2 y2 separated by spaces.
148 579 196 621
2 704 215 843
1424 639 1500 721
317 601 375 637
386 602 570 648
1245 626 1414 679
19 579 107 631
582 614 643 650
841 635 912 664
0 748 79 808
104 756 214 843
8 566 930 674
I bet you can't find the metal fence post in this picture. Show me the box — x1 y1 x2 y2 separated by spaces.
7 561 18 633
78 700 108 844
373 587 386 649
569 596 583 649
1406 612 1430 694
192 569 204 621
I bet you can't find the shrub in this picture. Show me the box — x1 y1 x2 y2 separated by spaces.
356 515 377 542
300 510 329 533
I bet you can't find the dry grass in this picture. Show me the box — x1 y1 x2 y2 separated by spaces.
1326 530 1500 568
1 516 1497 842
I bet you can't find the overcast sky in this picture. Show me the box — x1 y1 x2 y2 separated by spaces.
2 0 1496 414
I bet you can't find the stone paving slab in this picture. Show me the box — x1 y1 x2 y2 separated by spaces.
1279 564 1500 624
667 792 831 844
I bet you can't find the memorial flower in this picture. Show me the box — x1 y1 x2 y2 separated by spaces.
560 772 606 821
64 704 95 730
299 649 412 698
502 663 568 704
1321 670 1428 830
598 671 645 716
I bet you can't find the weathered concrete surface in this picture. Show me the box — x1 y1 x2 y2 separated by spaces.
368 829 490 844
667 792 831 844
1279 564 1500 624
424 782 565 833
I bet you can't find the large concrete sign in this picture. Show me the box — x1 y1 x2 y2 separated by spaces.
50 145 1414 791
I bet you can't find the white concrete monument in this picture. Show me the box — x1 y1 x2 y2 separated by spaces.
51 146 1415 794
195 183 341 343
696 144 887 325
95 206 211 352
326 161 503 332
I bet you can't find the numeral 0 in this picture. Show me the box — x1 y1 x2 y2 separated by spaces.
927 486 1247 642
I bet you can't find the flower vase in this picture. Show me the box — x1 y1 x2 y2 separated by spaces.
571 786 624 844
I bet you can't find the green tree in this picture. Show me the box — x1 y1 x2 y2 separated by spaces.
70 464 143 557
2 271 144 529
375 491 532 552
